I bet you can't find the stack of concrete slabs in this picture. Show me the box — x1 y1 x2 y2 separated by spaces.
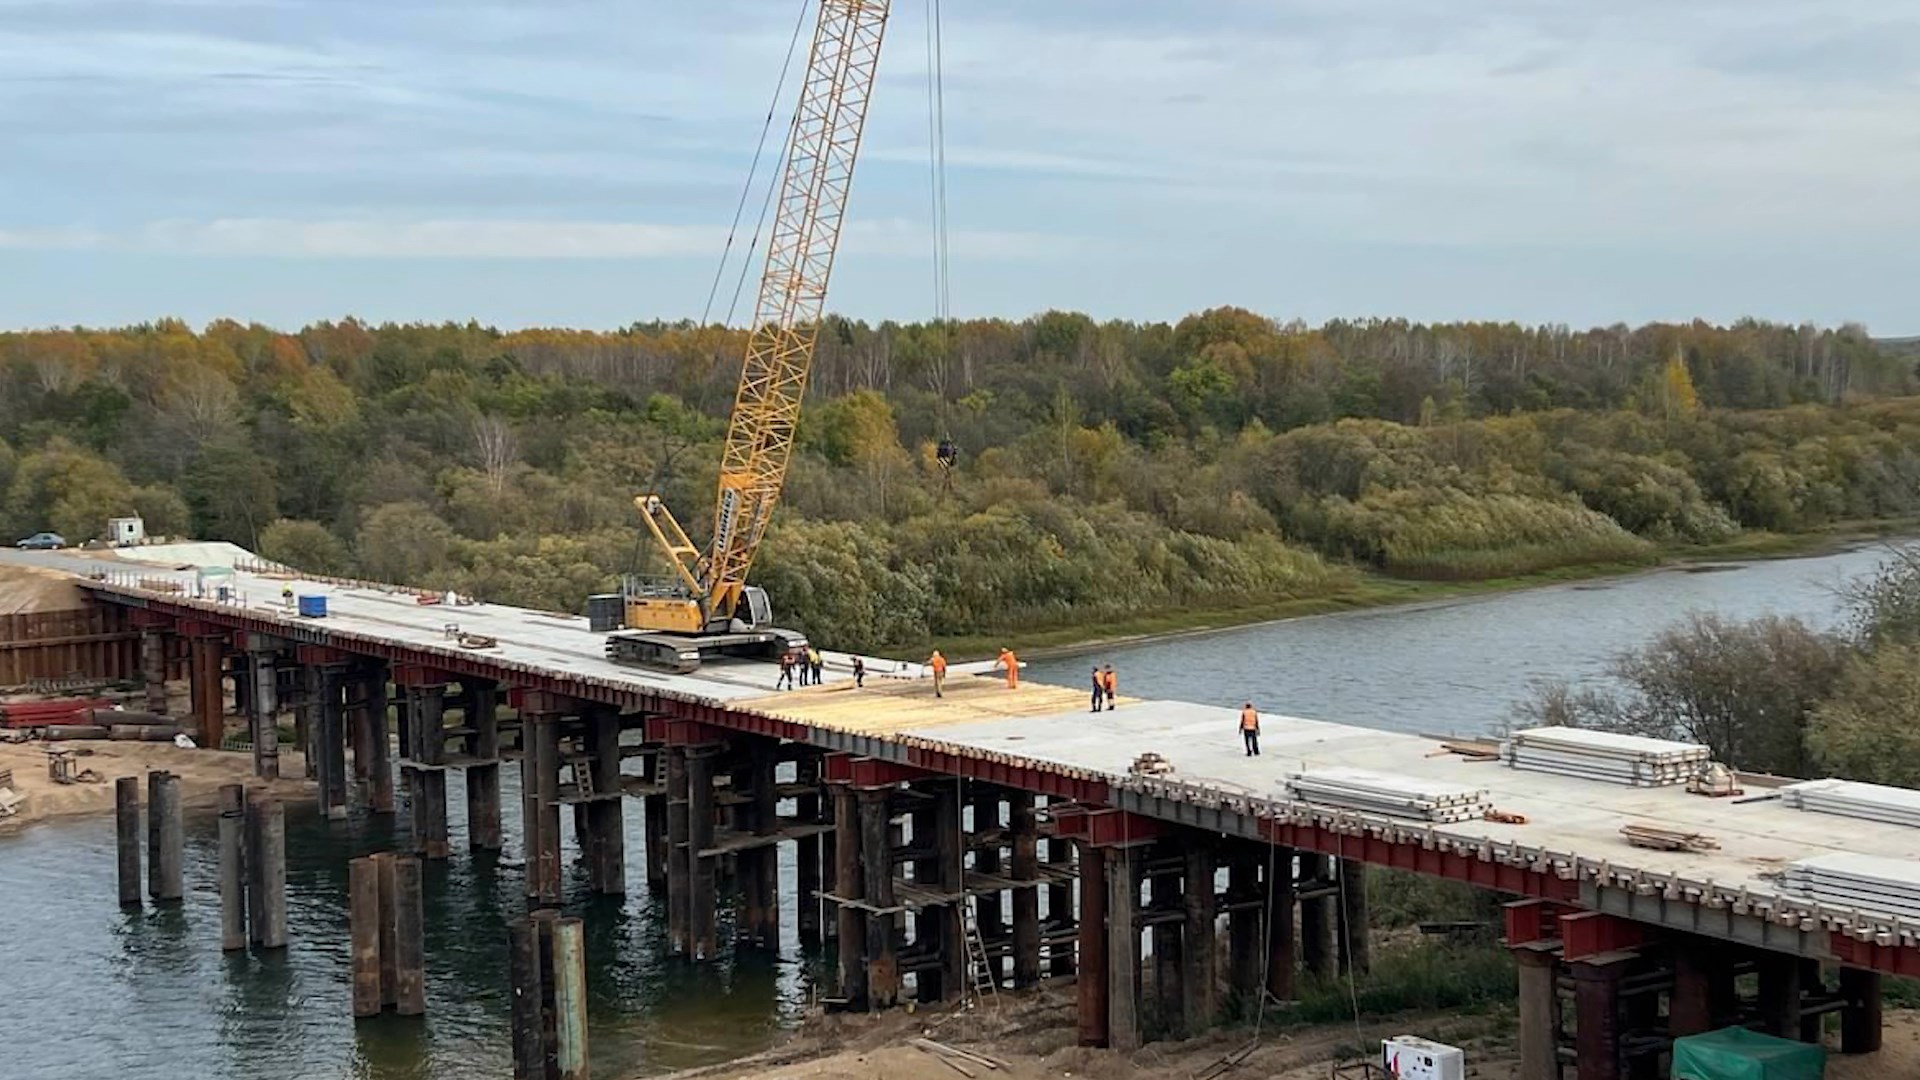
1284 766 1491 824
1501 726 1710 787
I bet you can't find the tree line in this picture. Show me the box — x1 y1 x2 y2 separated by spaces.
2 311 1918 652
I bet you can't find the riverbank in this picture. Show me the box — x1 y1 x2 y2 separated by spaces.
651 981 1920 1080
924 519 1920 662
0 739 308 829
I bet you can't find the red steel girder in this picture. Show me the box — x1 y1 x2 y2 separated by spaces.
1504 898 1578 946
902 742 1111 804
821 753 930 787
1257 818 1582 904
643 715 733 747
296 643 355 667
392 661 458 688
127 608 175 630
1052 808 1163 848
1559 910 1648 961
1829 934 1920 979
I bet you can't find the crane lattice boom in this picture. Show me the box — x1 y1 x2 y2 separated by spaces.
705 0 891 621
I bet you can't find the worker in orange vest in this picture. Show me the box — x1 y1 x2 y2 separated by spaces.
927 649 947 698
1101 665 1117 711
1239 701 1261 756
996 647 1019 689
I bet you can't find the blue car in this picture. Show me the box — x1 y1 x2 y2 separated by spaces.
16 532 65 550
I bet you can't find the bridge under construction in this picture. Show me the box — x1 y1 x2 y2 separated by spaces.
4 545 1914 1080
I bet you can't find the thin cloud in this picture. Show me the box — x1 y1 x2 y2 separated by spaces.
0 218 1082 261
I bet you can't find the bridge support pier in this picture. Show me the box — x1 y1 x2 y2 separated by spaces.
1266 843 1298 1004
247 648 279 779
141 628 170 715
973 789 1005 987
1571 952 1631 1080
642 749 667 891
832 784 868 1007
1182 839 1218 1036
522 709 564 909
665 746 691 954
859 787 899 1010
1150 844 1182 1035
1076 842 1109 1046
1045 799 1076 979
363 665 394 813
1841 967 1883 1054
315 664 349 820
1225 845 1261 1008
188 633 225 749
1106 843 1143 1052
686 744 720 958
1337 857 1370 975
1670 935 1734 1037
466 680 503 851
1512 944 1559 1080
795 754 824 946
1298 852 1334 978
403 685 450 860
736 738 777 944
583 706 625 895
1009 792 1041 989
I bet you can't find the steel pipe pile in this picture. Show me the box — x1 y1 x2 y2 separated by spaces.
1283 767 1490 824
1500 726 1709 786
1780 779 1920 828
1783 853 1920 921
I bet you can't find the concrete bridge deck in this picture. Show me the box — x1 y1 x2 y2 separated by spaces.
16 546 1912 974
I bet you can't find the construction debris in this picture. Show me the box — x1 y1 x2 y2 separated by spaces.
1482 808 1529 825
909 1038 1002 1075
1783 853 1920 920
1284 767 1491 824
1686 762 1744 798
1780 778 1920 828
1127 751 1175 777
1620 823 1719 852
1502 726 1710 786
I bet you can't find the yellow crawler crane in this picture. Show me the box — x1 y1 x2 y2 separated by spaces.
608 0 891 674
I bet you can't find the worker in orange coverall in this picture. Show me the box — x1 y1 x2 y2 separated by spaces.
996 648 1019 689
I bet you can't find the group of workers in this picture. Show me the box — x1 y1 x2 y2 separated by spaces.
783 643 1262 758
1087 664 1118 712
921 647 1022 698
776 646 826 690
776 647 865 691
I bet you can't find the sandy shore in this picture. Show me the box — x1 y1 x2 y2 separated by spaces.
655 984 1920 1080
0 738 309 829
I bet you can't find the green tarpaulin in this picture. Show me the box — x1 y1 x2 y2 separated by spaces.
1671 1027 1825 1080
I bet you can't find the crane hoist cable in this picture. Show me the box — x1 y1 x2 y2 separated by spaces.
701 0 815 329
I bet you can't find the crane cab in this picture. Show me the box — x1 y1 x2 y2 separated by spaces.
605 578 804 674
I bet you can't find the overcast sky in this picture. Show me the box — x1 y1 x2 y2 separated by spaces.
2 0 1916 333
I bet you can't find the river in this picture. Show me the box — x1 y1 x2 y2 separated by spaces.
1028 543 1899 735
1 542 1901 1079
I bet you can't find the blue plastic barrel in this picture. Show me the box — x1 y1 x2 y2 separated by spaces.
297 595 327 618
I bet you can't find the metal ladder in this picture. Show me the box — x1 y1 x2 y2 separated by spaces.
963 896 1000 1007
